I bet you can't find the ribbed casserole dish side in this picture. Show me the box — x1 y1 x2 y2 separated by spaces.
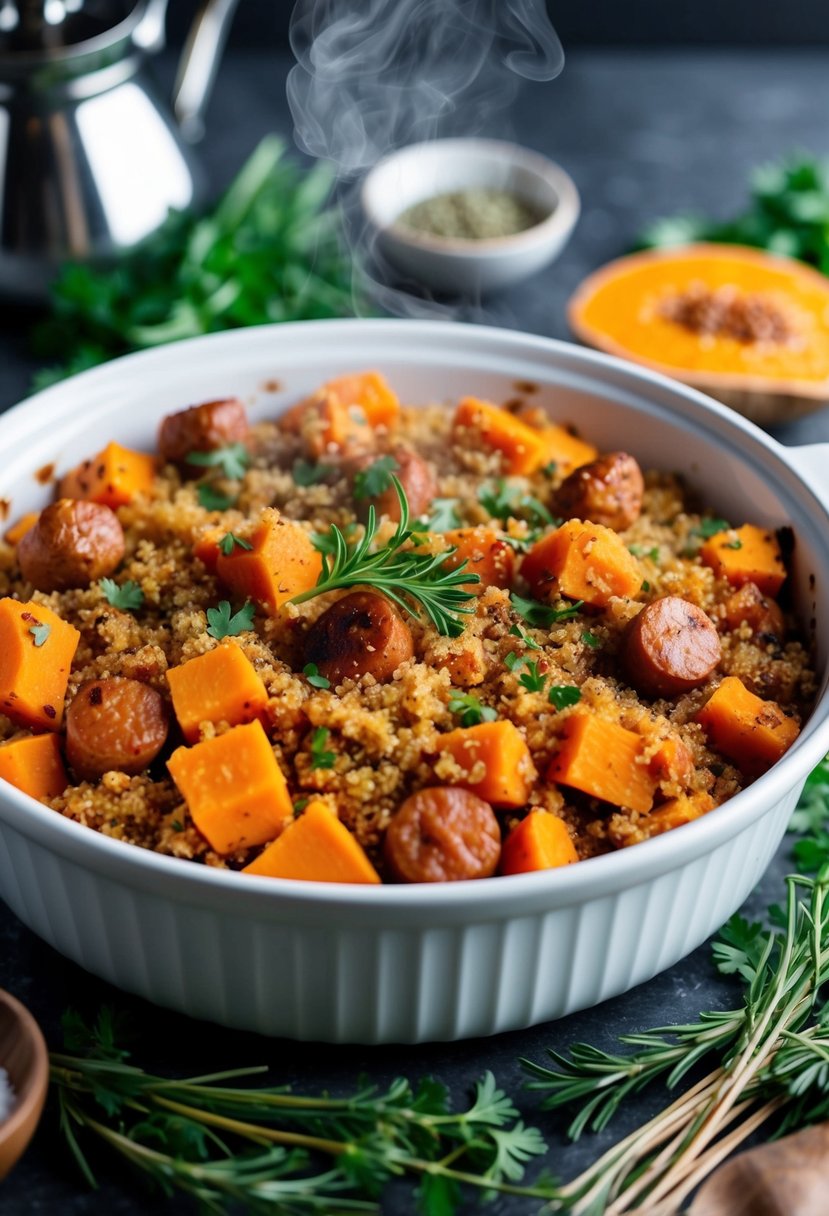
0 320 826 1044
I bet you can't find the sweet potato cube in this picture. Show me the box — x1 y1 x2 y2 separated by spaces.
167 641 269 744
59 441 157 509
453 397 548 475
436 720 534 808
522 519 642 607
280 394 374 457
443 527 515 592
547 713 656 813
192 526 225 573
649 735 695 787
696 675 799 776
0 733 68 800
167 720 291 854
216 509 322 615
0 598 80 731
324 370 400 430
644 792 716 838
700 525 786 597
4 512 39 546
500 810 578 875
244 799 381 883
538 424 598 476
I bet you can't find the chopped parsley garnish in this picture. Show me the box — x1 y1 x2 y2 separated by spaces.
478 478 553 530
509 624 542 650
197 483 237 512
427 498 463 533
581 630 601 649
303 662 331 690
448 691 497 728
170 819 184 833
293 797 309 815
692 517 731 540
187 443 250 481
628 544 660 561
504 652 523 672
353 455 399 500
312 521 358 556
29 621 50 647
292 458 331 487
504 652 547 693
206 599 256 640
309 726 335 770
542 461 558 478
218 532 253 556
641 580 651 592
510 592 583 627
548 684 582 711
100 578 144 612
723 538 744 550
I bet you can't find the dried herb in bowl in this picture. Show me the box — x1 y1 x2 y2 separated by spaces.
397 189 546 240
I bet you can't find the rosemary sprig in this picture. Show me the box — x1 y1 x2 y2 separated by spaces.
291 477 478 637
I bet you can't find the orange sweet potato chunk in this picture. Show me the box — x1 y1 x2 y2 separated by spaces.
244 799 381 883
4 512 39 546
59 441 157 509
453 397 548 475
0 733 68 800
324 370 400 430
696 675 799 776
167 720 291 854
521 519 642 607
644 792 716 838
167 641 269 744
547 713 657 813
192 526 225 574
538 424 598 475
0 599 80 731
437 720 534 808
500 810 578 875
216 509 322 614
649 735 695 786
700 524 786 597
443 527 515 592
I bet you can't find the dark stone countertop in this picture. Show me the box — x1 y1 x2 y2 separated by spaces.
2 46 829 1215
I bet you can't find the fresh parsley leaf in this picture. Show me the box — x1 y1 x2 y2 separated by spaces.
628 544 660 561
206 599 255 640
312 521 358 556
100 578 144 612
549 685 582 711
504 651 523 672
641 580 651 592
510 592 583 627
196 483 237 511
29 621 50 647
218 532 253 556
542 461 558 478
309 726 335 770
292 458 331 487
170 819 184 833
518 662 547 693
303 662 331 690
353 455 399 500
478 479 553 530
723 539 744 550
581 630 601 649
448 691 497 728
427 498 463 533
692 517 731 540
187 443 250 481
509 624 542 650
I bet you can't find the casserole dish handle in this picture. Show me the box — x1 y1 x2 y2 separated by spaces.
788 444 829 509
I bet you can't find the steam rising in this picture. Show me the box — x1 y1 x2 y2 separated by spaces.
287 0 563 177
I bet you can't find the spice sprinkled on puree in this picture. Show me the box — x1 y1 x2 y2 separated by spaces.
0 373 816 883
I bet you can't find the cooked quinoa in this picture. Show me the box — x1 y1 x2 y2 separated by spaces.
0 378 816 880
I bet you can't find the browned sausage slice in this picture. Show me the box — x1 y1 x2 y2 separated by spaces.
304 591 414 686
66 678 169 781
384 787 501 882
554 452 644 531
18 500 125 592
158 398 249 473
723 581 784 639
350 446 437 522
622 596 722 697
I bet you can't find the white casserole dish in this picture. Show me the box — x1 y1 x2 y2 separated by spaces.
0 319 827 1045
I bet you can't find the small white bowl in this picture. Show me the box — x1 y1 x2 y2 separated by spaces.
360 137 580 295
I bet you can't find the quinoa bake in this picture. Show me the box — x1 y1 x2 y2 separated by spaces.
0 371 815 883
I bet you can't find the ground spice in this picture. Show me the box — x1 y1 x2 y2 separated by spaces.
397 190 545 240
661 283 794 344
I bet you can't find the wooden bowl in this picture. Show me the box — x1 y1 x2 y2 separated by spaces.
0 989 48 1180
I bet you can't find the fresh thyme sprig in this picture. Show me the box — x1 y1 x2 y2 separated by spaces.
51 1012 553 1215
292 477 479 637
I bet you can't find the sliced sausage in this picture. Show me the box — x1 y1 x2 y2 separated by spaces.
305 591 414 686
384 787 501 882
66 677 169 781
349 446 437 523
723 581 784 639
158 398 249 473
622 595 722 698
18 499 125 592
553 452 644 531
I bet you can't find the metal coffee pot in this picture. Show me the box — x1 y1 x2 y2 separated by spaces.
0 0 238 299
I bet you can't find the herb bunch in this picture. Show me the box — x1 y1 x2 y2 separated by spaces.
292 477 478 636
32 138 356 389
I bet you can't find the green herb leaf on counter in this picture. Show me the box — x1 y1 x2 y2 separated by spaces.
206 599 255 641
303 663 331 690
448 691 497 728
427 497 463 533
309 727 336 770
28 621 51 647
548 685 581 711
510 592 583 628
292 458 331 487
188 444 250 481
218 531 253 556
196 483 237 512
31 138 358 390
100 578 144 612
352 455 399 500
